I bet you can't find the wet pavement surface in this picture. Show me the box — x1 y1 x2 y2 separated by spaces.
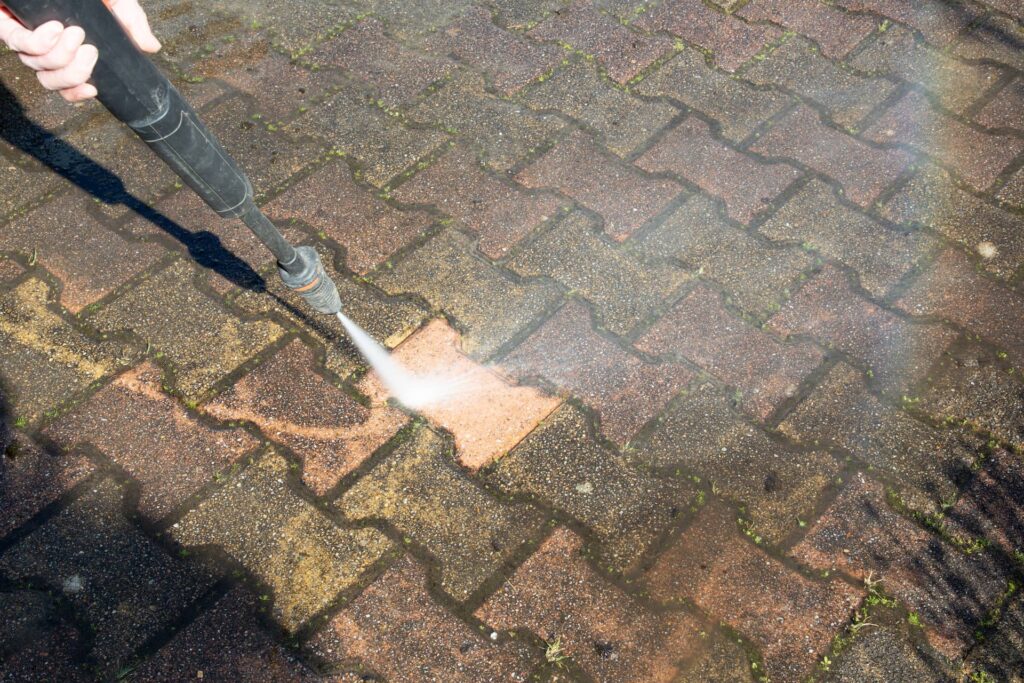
2 0 1024 681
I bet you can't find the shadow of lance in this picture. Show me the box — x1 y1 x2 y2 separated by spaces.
0 81 266 293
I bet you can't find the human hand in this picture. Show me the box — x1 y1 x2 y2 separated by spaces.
0 0 161 102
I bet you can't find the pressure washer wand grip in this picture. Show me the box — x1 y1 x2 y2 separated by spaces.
1 0 342 315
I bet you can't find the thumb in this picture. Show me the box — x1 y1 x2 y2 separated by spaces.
105 0 161 53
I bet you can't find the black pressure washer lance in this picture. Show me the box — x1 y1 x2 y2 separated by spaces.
2 0 343 316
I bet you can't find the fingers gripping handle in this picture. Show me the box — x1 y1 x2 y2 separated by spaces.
2 0 254 219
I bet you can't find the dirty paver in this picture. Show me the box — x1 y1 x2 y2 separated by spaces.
2 1 1023 681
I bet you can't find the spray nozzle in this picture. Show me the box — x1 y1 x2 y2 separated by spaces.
277 246 342 315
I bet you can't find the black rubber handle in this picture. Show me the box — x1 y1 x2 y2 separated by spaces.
2 0 254 219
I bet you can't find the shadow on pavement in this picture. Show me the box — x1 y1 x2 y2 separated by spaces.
0 81 266 294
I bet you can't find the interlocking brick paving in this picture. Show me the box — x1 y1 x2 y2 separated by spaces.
358 318 561 470
527 0 674 84
0 434 95 538
766 264 958 395
942 447 1024 558
309 18 456 110
3 1 1023 679
633 381 839 542
791 474 1010 657
487 405 696 571
393 144 564 259
834 0 982 47
374 229 560 359
965 595 1024 683
501 300 692 445
643 501 862 683
634 0 782 72
509 211 689 335
409 70 566 172
865 90 1024 192
895 247 1024 364
45 362 259 521
634 46 793 143
825 618 955 683
0 192 166 313
309 554 538 680
522 60 680 157
736 0 877 59
636 116 801 224
916 343 1024 455
89 260 284 401
515 130 682 240
132 587 321 682
977 77 1024 131
265 158 434 275
119 188 302 294
0 478 216 675
180 33 335 123
751 106 913 207
291 85 449 187
779 362 974 511
637 284 824 421
0 589 89 682
632 194 814 316
953 13 1024 71
338 425 546 600
476 527 703 682
758 178 937 296
743 36 897 129
425 6 564 96
171 451 394 631
999 165 1024 206
204 339 407 494
850 25 1004 115
0 278 135 425
882 163 1024 279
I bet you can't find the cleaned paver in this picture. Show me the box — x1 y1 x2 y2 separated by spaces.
2 1 1022 679
358 318 561 469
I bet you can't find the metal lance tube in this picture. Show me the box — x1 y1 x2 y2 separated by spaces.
1 0 342 315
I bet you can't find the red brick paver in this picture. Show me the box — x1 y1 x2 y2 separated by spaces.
635 0 782 72
864 90 1024 192
502 300 692 444
311 554 538 681
393 144 564 259
528 0 674 84
638 285 824 421
792 474 1009 657
477 527 703 682
46 362 259 521
516 130 682 240
636 116 801 224
751 105 913 207
737 0 876 59
645 501 861 683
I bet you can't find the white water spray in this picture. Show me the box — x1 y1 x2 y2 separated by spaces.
337 313 467 409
